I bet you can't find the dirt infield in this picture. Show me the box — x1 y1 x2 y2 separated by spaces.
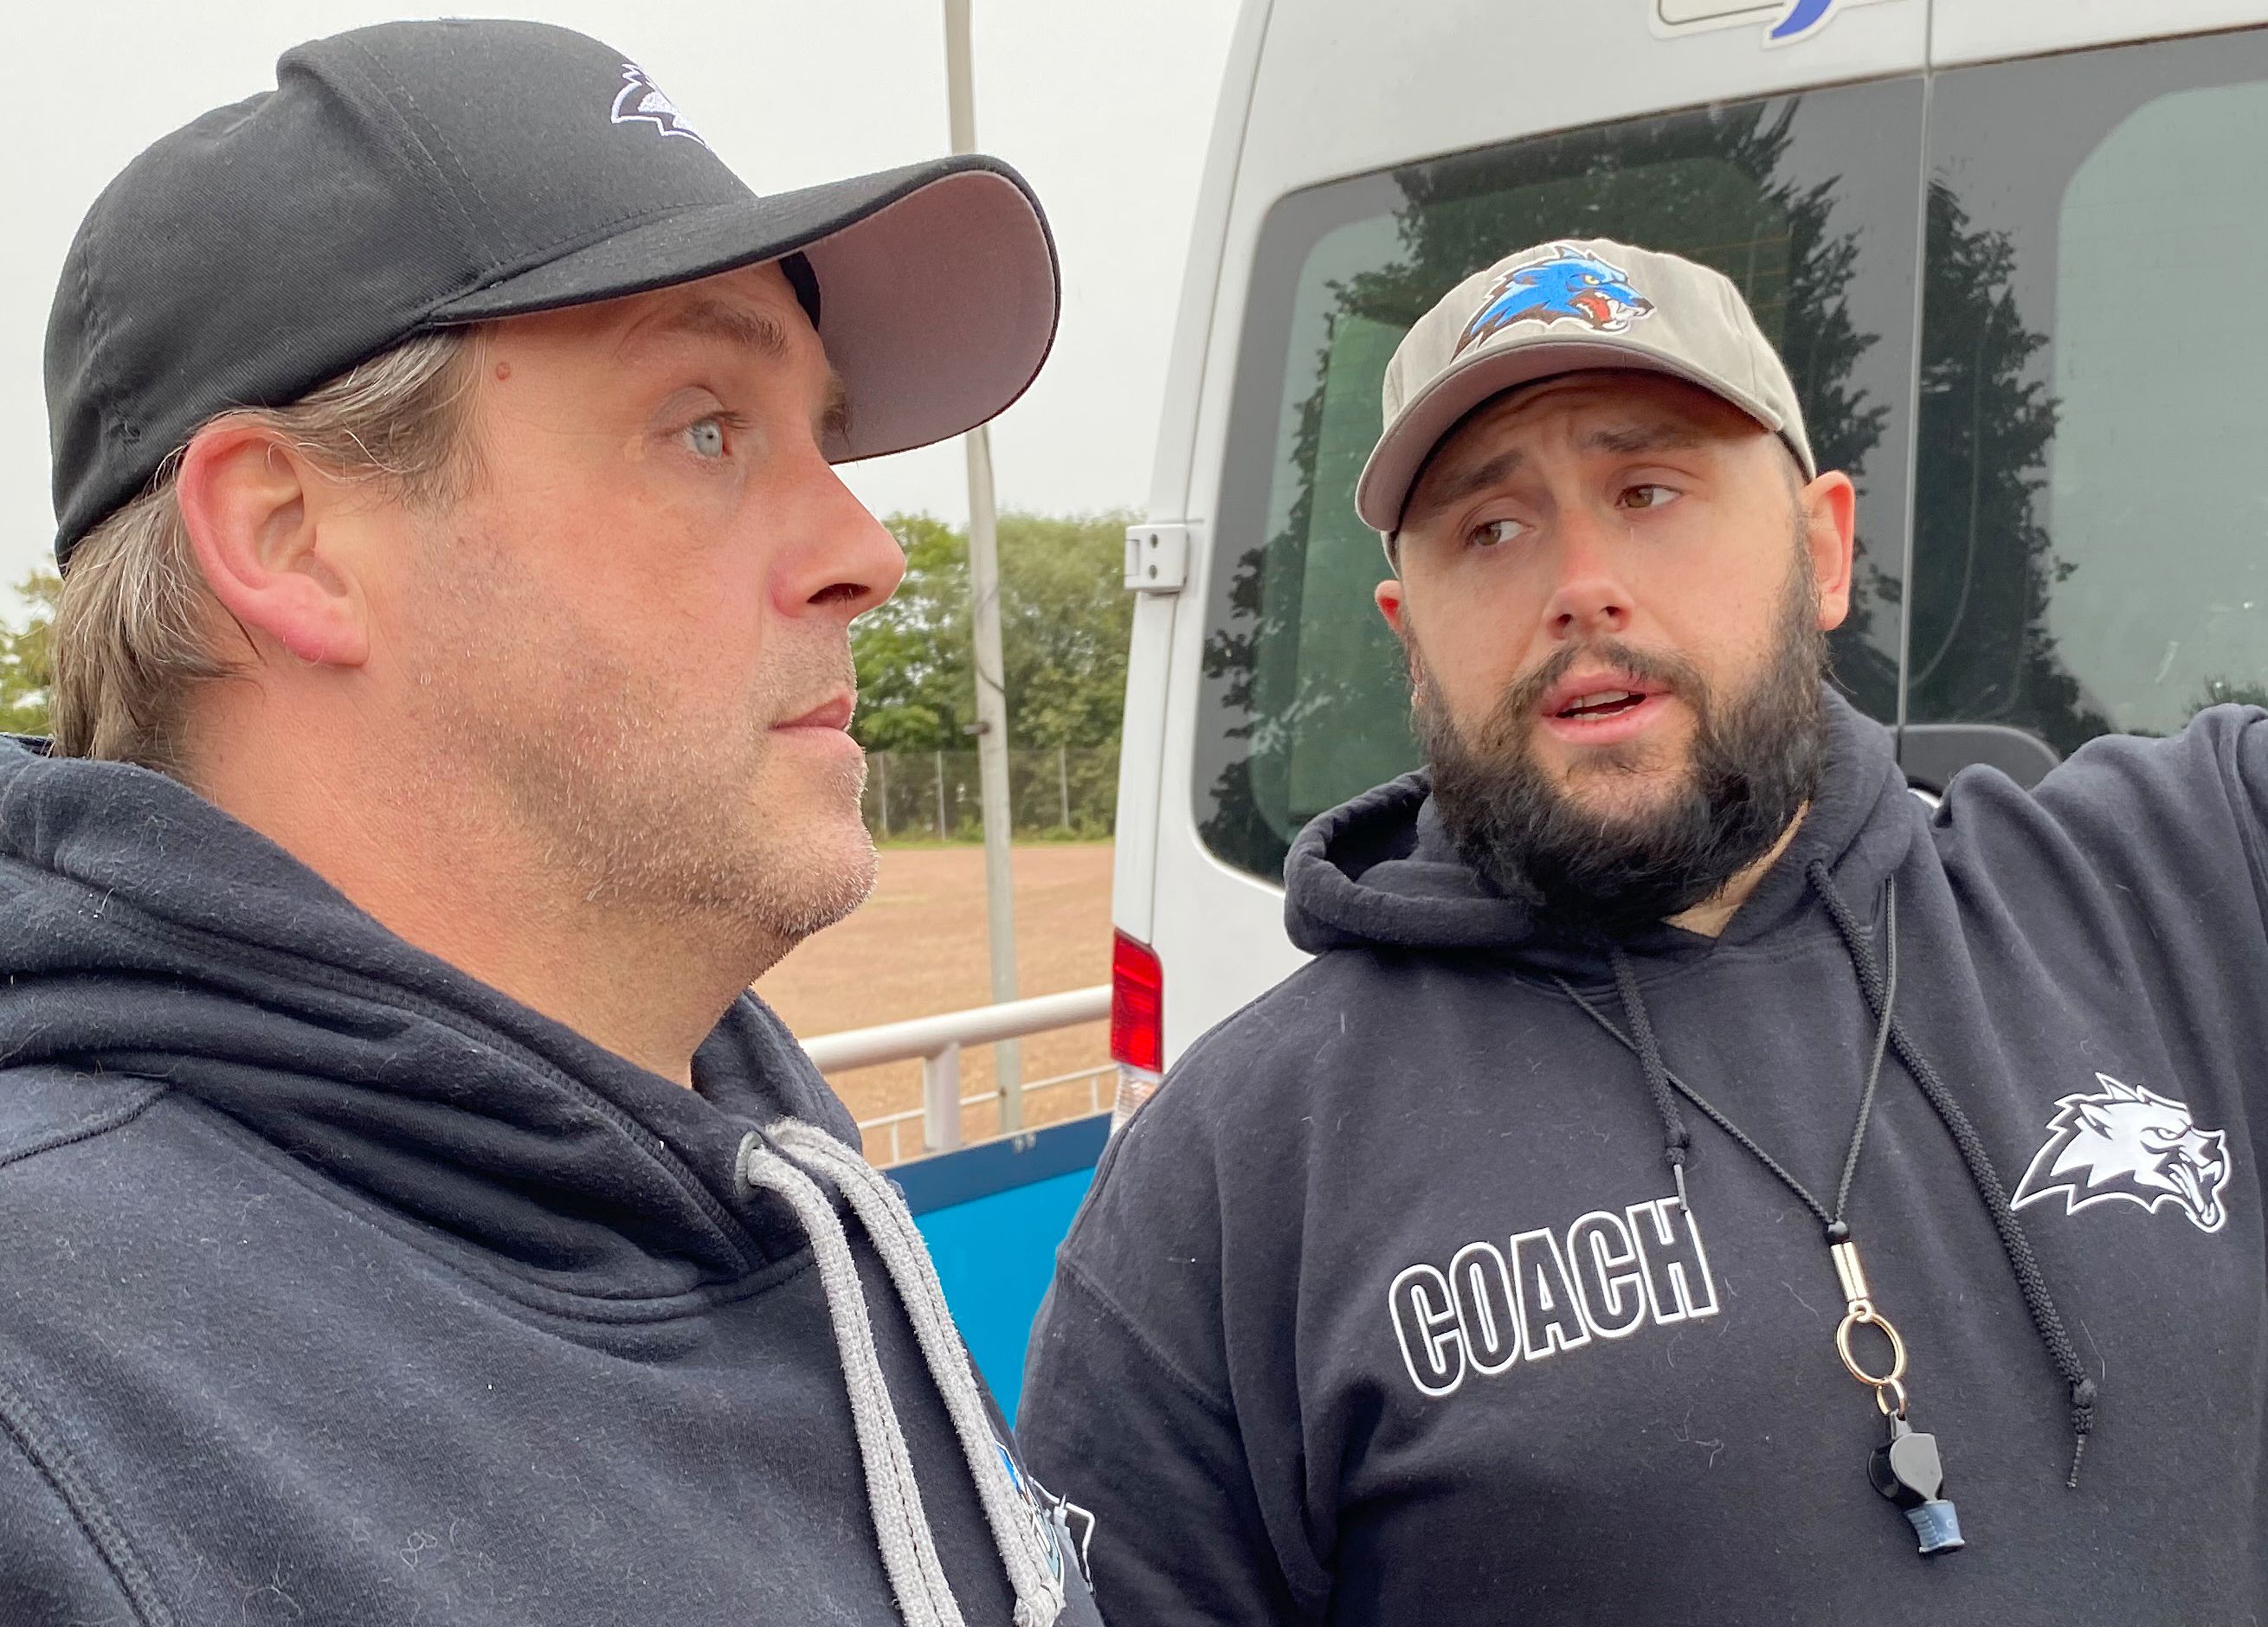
754 841 1116 1162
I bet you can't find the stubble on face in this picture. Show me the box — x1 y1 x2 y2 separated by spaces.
403 521 878 962
1408 516 1829 940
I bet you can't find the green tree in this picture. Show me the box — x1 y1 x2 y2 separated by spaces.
0 571 59 737
851 510 1135 753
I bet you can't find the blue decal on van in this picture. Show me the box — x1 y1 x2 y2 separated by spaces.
1766 0 1839 44
1651 0 1884 48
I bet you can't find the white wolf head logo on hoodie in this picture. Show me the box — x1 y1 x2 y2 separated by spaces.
2013 1073 2231 1234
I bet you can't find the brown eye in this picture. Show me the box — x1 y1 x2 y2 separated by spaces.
1470 518 1524 549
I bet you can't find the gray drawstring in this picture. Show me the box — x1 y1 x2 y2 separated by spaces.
739 1122 1066 1627
775 1122 1067 1627
738 1132 964 1627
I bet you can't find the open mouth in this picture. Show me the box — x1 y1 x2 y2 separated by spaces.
2170 1161 2223 1228
1536 673 1672 746
1553 688 1650 721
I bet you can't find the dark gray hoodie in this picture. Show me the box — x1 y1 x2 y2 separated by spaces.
1019 693 2268 1624
0 736 1100 1627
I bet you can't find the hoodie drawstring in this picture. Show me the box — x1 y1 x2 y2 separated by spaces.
1559 864 2099 1490
738 1123 1066 1627
1802 862 2099 1488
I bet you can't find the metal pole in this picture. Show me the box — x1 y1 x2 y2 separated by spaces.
934 749 946 839
922 1041 963 1153
943 0 1021 1124
1058 743 1071 830
876 750 890 841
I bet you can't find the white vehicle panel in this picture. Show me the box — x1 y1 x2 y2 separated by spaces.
1234 0 1925 207
1932 1 2268 68
1115 3 1273 954
1144 1 1274 524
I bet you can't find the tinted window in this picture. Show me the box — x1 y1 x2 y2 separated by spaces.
1913 30 2268 749
1197 81 1926 883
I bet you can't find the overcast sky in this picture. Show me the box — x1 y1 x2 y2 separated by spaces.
0 1 1239 597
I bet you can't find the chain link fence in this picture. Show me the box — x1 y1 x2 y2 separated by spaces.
861 746 1118 840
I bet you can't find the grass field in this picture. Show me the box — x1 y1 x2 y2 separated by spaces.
753 841 1116 1162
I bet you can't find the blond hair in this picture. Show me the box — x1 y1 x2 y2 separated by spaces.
49 328 485 772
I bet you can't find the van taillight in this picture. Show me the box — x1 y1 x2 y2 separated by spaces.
1109 930 1164 1130
1110 929 1164 1075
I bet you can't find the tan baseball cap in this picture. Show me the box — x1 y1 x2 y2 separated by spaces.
1353 236 1814 539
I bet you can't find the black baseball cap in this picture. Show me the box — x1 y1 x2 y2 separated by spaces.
44 18 1061 565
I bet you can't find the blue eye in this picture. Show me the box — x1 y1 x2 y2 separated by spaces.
685 418 728 459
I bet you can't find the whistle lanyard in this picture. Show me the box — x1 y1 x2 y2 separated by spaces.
1558 877 1967 1557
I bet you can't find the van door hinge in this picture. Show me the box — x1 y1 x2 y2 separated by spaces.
1124 522 1197 594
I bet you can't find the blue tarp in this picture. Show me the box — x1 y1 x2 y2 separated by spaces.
899 1113 1110 1418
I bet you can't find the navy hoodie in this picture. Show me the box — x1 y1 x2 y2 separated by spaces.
1018 694 2268 1624
0 737 1101 1627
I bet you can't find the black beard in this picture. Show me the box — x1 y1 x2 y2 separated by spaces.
1411 547 1827 941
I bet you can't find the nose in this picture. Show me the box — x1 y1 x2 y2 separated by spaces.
773 458 908 622
1541 506 1632 641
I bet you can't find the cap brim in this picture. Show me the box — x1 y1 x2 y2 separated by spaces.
1353 337 1794 535
428 154 1058 461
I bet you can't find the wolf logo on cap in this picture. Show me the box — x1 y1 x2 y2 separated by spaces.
1454 244 1655 355
610 62 708 148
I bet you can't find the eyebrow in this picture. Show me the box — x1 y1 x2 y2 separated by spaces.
628 295 854 447
1398 419 1711 535
1580 421 1707 456
1401 447 1524 535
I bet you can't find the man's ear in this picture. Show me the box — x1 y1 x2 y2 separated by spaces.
1376 575 1408 635
1799 468 1857 633
174 421 370 669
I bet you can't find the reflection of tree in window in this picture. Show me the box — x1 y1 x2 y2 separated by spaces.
2195 677 2268 713
1907 185 2109 757
1202 98 1889 874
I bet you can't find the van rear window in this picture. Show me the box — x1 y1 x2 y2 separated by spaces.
1911 29 2268 750
1195 81 1926 883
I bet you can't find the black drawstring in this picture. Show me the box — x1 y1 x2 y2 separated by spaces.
1829 873 1899 1237
1579 883 1897 1246
1804 860 2098 1489
1608 950 1691 1209
1559 864 2100 1489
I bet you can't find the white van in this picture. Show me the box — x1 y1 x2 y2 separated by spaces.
1107 0 2268 1098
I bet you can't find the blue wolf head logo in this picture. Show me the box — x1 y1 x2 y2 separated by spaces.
1455 245 1656 354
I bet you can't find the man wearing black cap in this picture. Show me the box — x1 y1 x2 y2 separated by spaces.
1 20 1097 1625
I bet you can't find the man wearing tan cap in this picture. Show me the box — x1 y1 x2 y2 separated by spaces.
1016 238 2268 1622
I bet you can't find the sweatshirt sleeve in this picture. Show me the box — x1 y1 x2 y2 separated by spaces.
1017 1089 1318 1625
1020 1264 1300 1625
2017 703 2268 922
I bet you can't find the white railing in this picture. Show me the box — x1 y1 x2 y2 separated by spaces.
854 1064 1116 1167
801 984 1111 1166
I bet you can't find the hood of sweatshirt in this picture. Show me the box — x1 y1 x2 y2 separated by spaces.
0 736 1089 1624
0 733 855 1298
1282 687 1921 974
